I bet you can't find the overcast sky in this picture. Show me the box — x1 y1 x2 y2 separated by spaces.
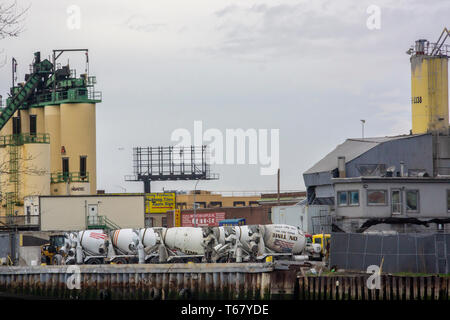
1 0 449 194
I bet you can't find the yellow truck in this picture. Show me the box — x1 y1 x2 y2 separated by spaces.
312 234 331 259
40 234 66 265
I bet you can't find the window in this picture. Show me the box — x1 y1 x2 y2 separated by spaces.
406 190 419 213
144 216 154 227
337 191 348 206
80 156 87 178
29 115 37 135
26 206 31 224
62 158 69 181
161 217 167 228
12 117 21 134
349 191 359 206
338 191 359 206
194 202 206 208
367 190 387 206
391 189 402 215
209 201 222 207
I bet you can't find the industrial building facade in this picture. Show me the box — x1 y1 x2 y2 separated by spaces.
302 37 450 234
0 51 100 225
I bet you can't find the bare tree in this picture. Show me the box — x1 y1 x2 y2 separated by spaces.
0 1 28 40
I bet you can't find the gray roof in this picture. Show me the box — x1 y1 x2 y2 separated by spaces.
304 134 426 175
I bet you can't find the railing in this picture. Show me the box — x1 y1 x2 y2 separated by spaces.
0 133 50 146
88 90 102 101
51 171 89 184
0 215 40 229
32 88 102 105
86 215 120 230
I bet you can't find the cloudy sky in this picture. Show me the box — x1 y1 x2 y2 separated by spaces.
1 0 449 193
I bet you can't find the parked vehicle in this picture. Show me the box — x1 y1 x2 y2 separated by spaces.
312 233 331 259
48 224 309 265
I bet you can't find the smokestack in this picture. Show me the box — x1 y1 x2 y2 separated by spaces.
338 156 346 178
400 161 405 177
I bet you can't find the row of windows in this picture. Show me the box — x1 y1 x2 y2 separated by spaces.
62 156 87 176
12 115 37 135
337 189 422 213
176 201 259 209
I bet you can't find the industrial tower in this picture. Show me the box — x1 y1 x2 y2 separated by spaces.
0 50 101 220
410 29 450 134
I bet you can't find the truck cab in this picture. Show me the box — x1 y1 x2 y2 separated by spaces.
312 234 331 257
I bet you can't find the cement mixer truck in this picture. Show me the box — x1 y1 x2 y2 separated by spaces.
52 224 308 265
216 224 307 262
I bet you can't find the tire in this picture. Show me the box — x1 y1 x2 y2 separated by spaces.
86 258 103 265
52 254 63 265
113 257 128 264
146 256 159 264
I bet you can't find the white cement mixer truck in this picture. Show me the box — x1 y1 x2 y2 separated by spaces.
216 224 307 262
54 224 308 265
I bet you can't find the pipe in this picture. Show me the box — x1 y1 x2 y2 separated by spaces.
338 156 346 178
400 161 405 177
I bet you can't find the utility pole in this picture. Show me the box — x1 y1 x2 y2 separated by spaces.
193 180 200 227
277 168 280 205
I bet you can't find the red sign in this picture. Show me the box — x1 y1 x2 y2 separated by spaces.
181 212 226 227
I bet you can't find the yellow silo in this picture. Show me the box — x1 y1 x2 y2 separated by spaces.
44 105 61 176
59 102 96 194
410 38 450 134
20 142 51 198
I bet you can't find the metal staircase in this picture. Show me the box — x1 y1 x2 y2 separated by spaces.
86 215 121 231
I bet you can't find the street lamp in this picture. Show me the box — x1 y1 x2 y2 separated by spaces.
193 180 200 227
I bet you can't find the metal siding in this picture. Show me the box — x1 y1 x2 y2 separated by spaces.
347 134 433 178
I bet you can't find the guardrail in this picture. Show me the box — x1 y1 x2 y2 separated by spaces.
0 133 50 146
0 215 40 229
50 172 89 184
86 215 121 230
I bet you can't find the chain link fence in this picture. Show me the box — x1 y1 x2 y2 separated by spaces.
330 232 449 274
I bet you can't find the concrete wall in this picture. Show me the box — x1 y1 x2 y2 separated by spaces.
18 246 41 266
40 195 145 231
